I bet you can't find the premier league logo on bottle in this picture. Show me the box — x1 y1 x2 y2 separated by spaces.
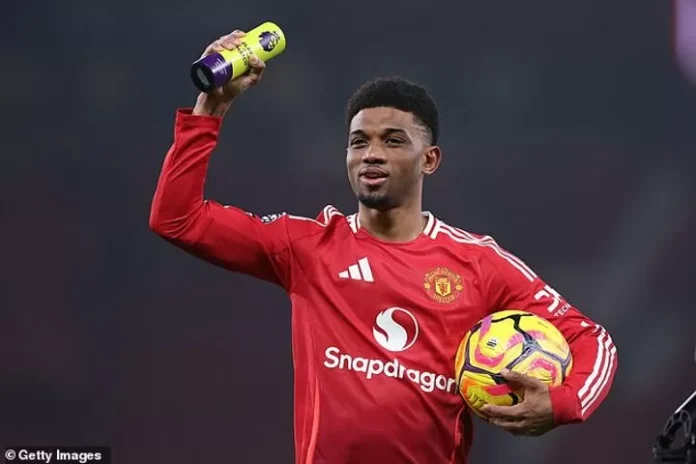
258 30 281 52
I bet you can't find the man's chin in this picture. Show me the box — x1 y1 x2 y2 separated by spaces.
357 192 394 211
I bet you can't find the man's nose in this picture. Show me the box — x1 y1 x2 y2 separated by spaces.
362 144 386 163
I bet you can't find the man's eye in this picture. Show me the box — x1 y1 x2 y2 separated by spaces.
386 138 404 145
350 139 367 147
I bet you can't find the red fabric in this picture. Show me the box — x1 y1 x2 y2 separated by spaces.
149 109 618 463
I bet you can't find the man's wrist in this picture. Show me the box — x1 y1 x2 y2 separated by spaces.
549 384 582 425
192 94 233 118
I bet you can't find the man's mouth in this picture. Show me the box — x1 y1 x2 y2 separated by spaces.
359 168 388 187
359 168 389 179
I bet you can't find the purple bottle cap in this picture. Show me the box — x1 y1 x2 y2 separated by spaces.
190 53 233 93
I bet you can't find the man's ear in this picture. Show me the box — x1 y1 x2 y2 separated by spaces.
422 146 442 176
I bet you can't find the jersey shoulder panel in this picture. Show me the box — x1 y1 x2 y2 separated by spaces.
282 204 357 241
238 204 347 229
428 218 494 253
429 218 538 282
285 204 349 229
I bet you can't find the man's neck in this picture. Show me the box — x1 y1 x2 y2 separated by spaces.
357 203 427 242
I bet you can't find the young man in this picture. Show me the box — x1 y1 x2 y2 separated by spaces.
149 30 618 464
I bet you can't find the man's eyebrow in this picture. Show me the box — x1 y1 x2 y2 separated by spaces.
349 128 408 137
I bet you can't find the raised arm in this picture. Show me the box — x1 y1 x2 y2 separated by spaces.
149 30 295 289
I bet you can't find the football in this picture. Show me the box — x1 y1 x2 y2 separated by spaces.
454 310 573 417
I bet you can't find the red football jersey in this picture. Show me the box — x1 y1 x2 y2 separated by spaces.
150 109 618 464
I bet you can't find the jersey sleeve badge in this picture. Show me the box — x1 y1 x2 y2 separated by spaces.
243 211 288 224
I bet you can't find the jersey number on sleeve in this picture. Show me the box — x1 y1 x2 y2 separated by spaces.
534 284 564 314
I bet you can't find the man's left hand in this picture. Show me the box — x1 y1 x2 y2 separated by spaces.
481 368 555 436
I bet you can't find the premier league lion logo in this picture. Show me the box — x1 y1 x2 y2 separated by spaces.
258 31 281 52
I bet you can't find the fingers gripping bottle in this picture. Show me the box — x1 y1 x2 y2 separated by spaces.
190 22 286 93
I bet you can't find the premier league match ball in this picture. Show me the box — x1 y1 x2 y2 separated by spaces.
454 310 573 417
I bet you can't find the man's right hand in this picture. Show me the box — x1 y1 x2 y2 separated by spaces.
192 30 267 117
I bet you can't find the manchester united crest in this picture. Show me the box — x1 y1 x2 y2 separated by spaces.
424 267 463 304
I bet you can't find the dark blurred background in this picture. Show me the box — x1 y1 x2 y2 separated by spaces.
2 0 696 462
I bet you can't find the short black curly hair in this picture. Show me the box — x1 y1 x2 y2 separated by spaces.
345 76 439 145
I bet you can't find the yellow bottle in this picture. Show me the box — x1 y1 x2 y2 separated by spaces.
190 22 287 93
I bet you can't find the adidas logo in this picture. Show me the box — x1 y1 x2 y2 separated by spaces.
338 257 374 283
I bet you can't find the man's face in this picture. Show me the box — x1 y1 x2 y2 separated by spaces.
346 107 440 211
